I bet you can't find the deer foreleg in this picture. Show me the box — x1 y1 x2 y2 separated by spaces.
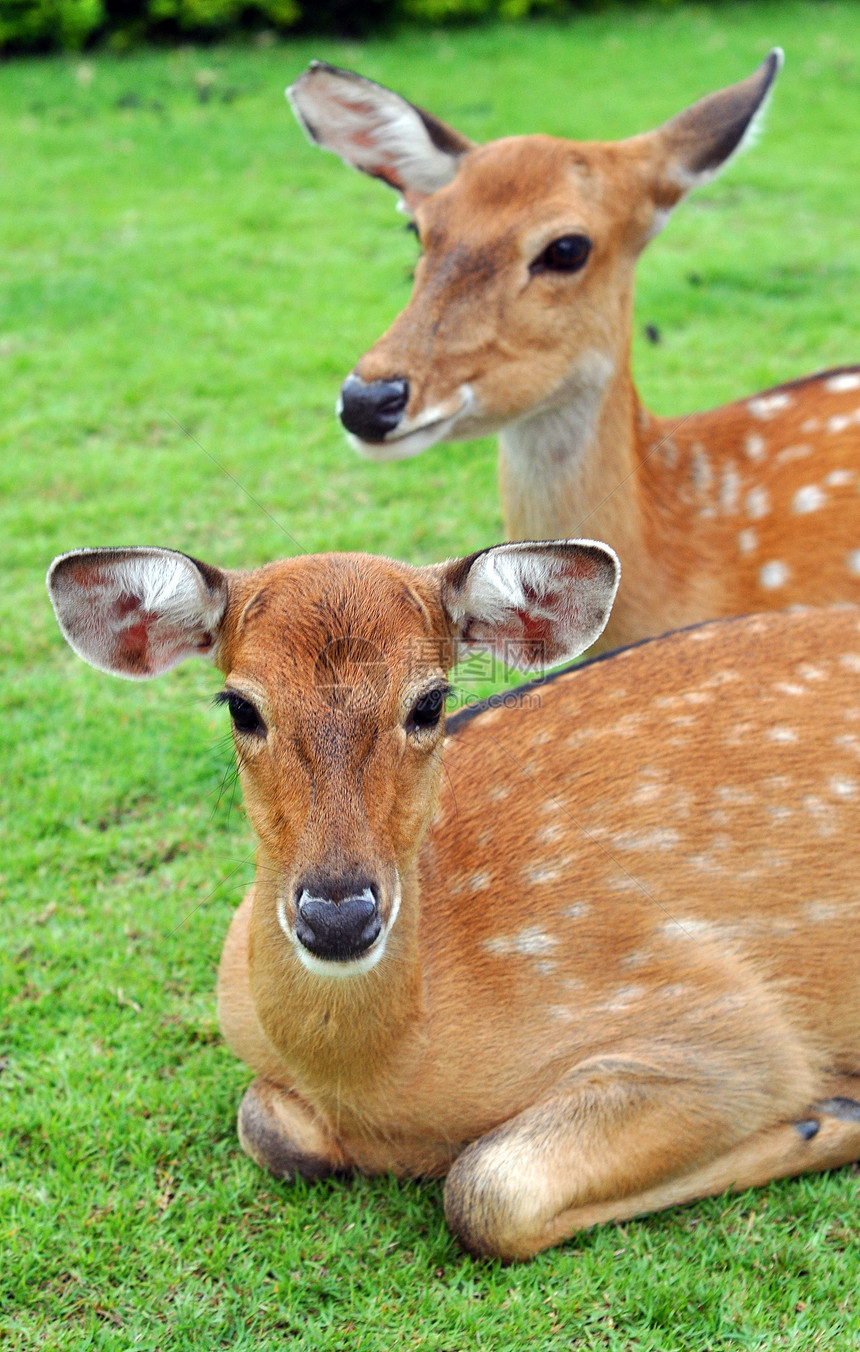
443 1060 860 1261
237 1077 349 1181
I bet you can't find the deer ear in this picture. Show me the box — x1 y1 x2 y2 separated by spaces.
439 540 620 672
642 48 783 233
288 62 473 211
47 547 229 680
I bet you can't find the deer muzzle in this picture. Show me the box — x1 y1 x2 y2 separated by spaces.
294 882 382 963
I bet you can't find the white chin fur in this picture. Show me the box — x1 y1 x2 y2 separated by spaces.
276 881 401 980
348 389 475 461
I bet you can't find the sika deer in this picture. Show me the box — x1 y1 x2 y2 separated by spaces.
289 53 860 654
48 542 860 1260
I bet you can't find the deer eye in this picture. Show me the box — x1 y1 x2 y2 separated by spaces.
531 233 592 274
406 686 448 734
217 690 267 738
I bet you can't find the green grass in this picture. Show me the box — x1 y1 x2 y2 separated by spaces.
2 4 860 1346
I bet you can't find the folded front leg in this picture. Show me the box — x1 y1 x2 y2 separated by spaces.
238 1077 349 1181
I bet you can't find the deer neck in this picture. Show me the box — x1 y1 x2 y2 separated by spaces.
250 861 425 1097
498 350 644 554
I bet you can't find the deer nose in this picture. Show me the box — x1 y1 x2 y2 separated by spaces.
338 374 410 442
294 883 381 962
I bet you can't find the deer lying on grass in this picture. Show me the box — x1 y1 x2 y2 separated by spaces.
48 540 860 1260
289 53 860 654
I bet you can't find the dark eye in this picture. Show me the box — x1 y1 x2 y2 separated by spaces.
531 233 591 274
218 691 266 738
407 687 447 733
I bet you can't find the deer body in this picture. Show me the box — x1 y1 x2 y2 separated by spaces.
289 56 860 653
49 541 860 1260
500 369 860 646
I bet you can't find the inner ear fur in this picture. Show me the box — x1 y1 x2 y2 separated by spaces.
287 61 474 208
437 539 620 672
47 546 230 680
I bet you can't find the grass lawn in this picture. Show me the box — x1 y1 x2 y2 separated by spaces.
2 2 859 1346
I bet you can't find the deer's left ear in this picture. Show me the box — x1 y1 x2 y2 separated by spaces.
288 62 473 211
638 48 783 235
438 540 620 672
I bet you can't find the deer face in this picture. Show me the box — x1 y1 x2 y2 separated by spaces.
215 556 453 975
47 540 619 977
288 52 782 459
344 136 643 459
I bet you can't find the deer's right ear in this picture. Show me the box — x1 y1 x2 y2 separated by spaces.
438 539 620 671
47 547 229 680
287 62 473 211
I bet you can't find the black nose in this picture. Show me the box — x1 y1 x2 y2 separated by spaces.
294 881 381 962
339 374 409 442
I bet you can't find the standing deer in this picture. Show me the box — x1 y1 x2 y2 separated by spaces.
49 541 860 1260
289 53 860 653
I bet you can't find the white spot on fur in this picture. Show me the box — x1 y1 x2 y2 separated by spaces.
768 726 797 743
802 795 837 837
562 901 589 920
683 689 712 706
658 982 690 1002
691 445 713 502
766 803 792 823
468 871 491 892
793 484 826 513
847 551 860 576
834 732 860 755
746 487 770 519
826 372 860 393
828 413 853 434
745 433 766 461
826 469 853 487
715 785 756 806
759 560 789 590
535 821 564 845
805 900 840 923
721 462 740 514
776 444 812 464
738 528 758 555
661 916 722 940
829 776 857 798
605 873 643 893
838 653 860 672
522 863 562 887
748 392 791 420
592 984 647 1014
484 927 560 958
611 828 680 852
773 681 806 697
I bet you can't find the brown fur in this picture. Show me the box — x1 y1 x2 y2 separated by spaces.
213 555 860 1259
338 82 860 653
